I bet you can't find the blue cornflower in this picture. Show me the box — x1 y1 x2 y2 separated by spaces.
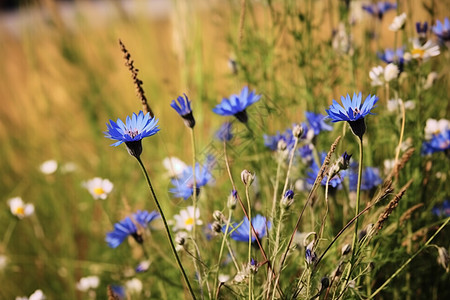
105 111 160 158
377 47 405 70
133 210 160 228
422 128 450 155
325 92 378 138
264 124 308 152
171 93 195 128
224 215 271 242
433 17 450 42
416 22 429 36
109 285 126 300
306 152 346 188
305 112 333 135
170 162 213 200
216 122 233 141
105 210 159 248
362 2 397 19
349 164 383 191
305 248 317 265
298 144 314 164
432 200 450 218
105 217 140 248
212 86 261 123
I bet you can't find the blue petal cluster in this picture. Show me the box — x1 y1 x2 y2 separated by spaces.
349 165 383 191
432 200 450 218
212 86 261 122
223 215 271 242
263 123 308 151
215 122 233 141
326 92 378 123
171 94 193 116
377 47 405 67
362 2 397 19
305 111 333 135
433 17 450 42
422 128 450 155
105 210 160 248
105 111 160 146
170 162 213 200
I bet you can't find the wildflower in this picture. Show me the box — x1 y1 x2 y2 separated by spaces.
105 217 141 248
170 161 213 200
416 21 429 38
280 189 295 209
305 243 317 265
83 177 113 200
108 285 125 300
422 127 450 155
224 215 271 242
173 206 203 232
241 169 255 186
171 93 195 128
133 210 160 228
26 290 45 300
332 22 353 55
212 86 261 123
175 231 188 251
227 190 238 210
215 122 233 141
369 64 399 86
433 17 450 42
8 197 34 219
424 119 450 140
104 111 160 158
406 39 440 61
349 165 383 191
378 47 405 65
362 2 397 19
125 278 143 294
76 276 100 292
306 112 333 135
218 274 230 283
387 98 416 112
298 144 314 164
325 92 378 138
213 210 224 222
306 152 346 188
389 12 407 31
432 200 450 218
162 156 188 178
135 260 151 273
263 130 294 151
39 160 58 175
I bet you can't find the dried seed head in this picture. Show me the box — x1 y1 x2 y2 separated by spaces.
227 190 238 210
341 243 352 256
437 247 449 272
212 221 223 234
213 210 224 222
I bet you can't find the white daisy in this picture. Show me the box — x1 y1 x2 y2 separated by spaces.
407 39 440 60
29 290 45 300
424 119 450 140
162 157 188 178
389 12 407 31
369 64 399 86
125 278 143 294
76 276 100 292
173 206 202 232
39 160 58 175
83 177 114 200
8 197 34 219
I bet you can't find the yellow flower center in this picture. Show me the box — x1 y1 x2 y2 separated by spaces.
185 217 194 226
93 187 105 195
411 48 425 58
15 207 25 216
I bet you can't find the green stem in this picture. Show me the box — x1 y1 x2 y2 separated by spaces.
245 185 253 300
190 128 198 237
136 156 197 300
368 217 450 299
345 136 364 292
214 210 233 298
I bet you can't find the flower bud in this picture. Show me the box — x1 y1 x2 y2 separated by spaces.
227 190 238 210
437 247 449 272
280 189 295 209
341 243 352 256
277 139 287 151
293 123 304 138
212 221 223 234
241 169 255 186
213 210 224 222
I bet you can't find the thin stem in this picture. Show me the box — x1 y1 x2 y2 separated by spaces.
136 156 197 300
394 99 406 166
368 217 450 298
190 128 198 236
214 210 234 298
245 185 253 300
271 156 283 220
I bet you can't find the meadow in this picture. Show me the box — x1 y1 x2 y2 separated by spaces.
0 0 449 299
